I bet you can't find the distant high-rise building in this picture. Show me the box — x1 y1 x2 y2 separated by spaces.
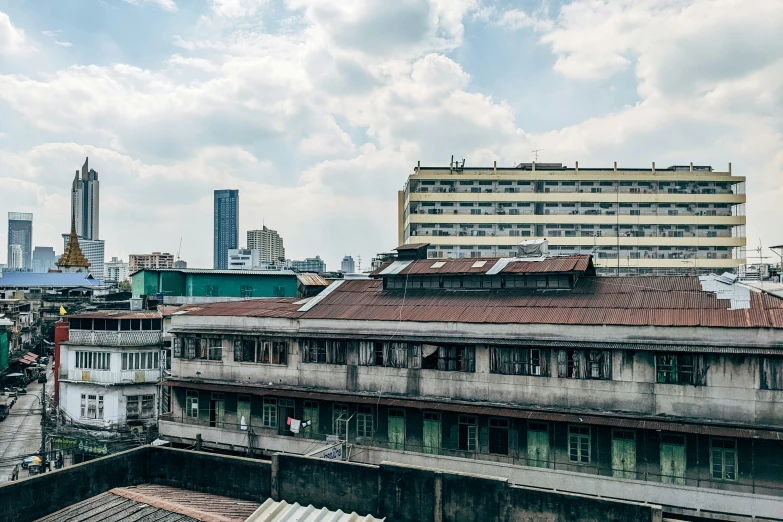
105 257 130 282
173 259 188 269
289 256 326 273
72 157 100 240
214 190 239 269
129 252 174 273
32 246 57 273
247 226 285 264
8 245 23 270
228 248 260 270
7 212 32 270
341 255 356 273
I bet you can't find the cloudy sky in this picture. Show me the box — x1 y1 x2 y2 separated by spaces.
0 0 781 270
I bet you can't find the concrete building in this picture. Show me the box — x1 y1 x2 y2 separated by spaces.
32 246 57 273
72 157 99 241
228 248 260 270
130 268 320 301
158 245 783 521
214 190 239 270
57 311 163 432
340 255 356 274
7 245 23 270
7 212 32 270
247 226 285 265
399 162 747 275
129 252 174 273
104 257 130 283
173 259 187 269
289 256 326 273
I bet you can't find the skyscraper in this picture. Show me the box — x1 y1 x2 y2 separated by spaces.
7 212 32 270
72 157 100 240
247 226 285 264
214 190 239 269
32 246 57 273
341 255 356 273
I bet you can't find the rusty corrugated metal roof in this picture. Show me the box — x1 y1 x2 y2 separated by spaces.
183 298 303 318
369 255 594 277
296 273 329 287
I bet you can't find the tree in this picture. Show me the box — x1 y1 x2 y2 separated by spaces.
118 280 132 292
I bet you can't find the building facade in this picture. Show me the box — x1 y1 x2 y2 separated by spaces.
247 226 285 265
72 157 99 241
289 256 326 273
131 268 300 300
8 244 23 270
227 248 259 270
32 246 58 273
158 249 783 521
399 162 747 275
129 252 174 273
214 190 239 270
341 255 356 274
7 212 33 270
104 257 130 283
57 311 163 431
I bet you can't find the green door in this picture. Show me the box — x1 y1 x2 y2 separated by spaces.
303 401 319 436
660 436 686 485
611 430 637 479
237 395 251 430
526 423 550 468
422 412 441 454
388 409 406 450
210 395 225 429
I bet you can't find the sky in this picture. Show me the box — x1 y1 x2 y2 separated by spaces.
0 0 781 270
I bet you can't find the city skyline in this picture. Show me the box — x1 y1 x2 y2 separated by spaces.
0 1 781 271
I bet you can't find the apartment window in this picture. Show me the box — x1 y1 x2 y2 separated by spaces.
75 351 111 370
488 418 509 455
303 339 327 363
558 350 610 379
173 337 182 358
760 357 783 390
262 397 278 428
127 395 154 420
240 285 253 298
185 338 197 359
711 438 737 481
357 405 373 438
437 345 475 372
328 341 347 365
81 394 103 419
208 339 222 360
458 415 478 452
656 354 697 385
122 351 160 370
490 347 546 376
568 425 591 464
333 404 349 439
186 390 199 418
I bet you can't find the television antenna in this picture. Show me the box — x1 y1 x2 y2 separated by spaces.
532 149 543 162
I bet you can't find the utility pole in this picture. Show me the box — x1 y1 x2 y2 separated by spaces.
40 379 47 473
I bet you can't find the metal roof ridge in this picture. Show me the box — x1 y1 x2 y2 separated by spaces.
297 280 345 312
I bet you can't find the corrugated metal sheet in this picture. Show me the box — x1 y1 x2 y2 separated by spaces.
246 499 384 522
296 273 329 287
160 379 783 441
371 255 593 277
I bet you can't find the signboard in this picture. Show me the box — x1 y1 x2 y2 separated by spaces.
306 443 343 461
51 437 78 450
52 437 108 455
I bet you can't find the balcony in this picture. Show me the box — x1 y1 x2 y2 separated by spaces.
63 368 161 384
67 330 162 346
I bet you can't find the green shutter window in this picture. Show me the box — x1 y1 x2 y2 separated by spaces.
611 430 637 479
423 412 441 454
526 423 550 468
710 438 737 481
262 397 278 428
388 409 406 450
568 425 591 463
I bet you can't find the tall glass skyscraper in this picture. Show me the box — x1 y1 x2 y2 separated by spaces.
214 189 239 269
7 212 32 270
72 157 100 240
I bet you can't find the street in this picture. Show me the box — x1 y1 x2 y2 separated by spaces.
0 364 53 483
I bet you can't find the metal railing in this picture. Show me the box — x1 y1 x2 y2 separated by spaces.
67 330 162 346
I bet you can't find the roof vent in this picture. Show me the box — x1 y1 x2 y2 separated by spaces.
471 261 487 268
431 261 446 268
517 238 549 258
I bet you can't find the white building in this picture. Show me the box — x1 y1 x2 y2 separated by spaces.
340 255 356 274
228 248 260 270
62 235 105 279
247 226 285 264
8 244 23 270
104 257 130 283
58 311 163 431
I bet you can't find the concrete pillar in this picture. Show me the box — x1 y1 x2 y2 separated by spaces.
195 433 202 451
493 160 497 173
728 162 732 174
433 471 443 522
575 161 578 172
417 160 420 174
690 162 693 172
613 161 617 171
652 161 655 173
271 453 280 501
532 162 536 171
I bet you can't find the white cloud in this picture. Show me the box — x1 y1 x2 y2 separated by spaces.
122 0 178 12
54 41 72 47
41 30 61 37
210 0 269 18
0 11 27 55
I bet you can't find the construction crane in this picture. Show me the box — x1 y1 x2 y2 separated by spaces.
176 237 182 262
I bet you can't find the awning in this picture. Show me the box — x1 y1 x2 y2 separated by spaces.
158 379 783 441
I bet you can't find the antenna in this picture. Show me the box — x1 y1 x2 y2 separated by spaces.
532 149 543 162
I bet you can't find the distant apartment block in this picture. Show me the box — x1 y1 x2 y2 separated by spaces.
289 256 326 273
247 226 285 264
105 257 130 282
214 190 239 269
341 255 356 273
32 246 57 273
228 248 260 270
7 212 33 270
129 252 174 273
399 162 747 275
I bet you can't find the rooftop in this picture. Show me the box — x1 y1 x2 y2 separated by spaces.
65 310 162 320
370 254 594 277
130 268 297 277
0 272 105 288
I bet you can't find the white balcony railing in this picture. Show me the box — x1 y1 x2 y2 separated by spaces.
65 368 161 384
67 330 162 346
